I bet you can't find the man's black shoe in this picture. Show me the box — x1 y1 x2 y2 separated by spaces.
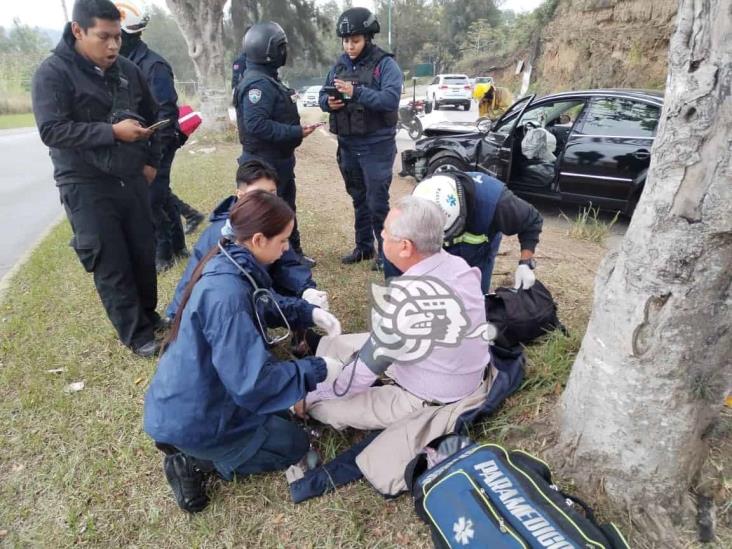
341 248 374 265
133 340 161 358
184 212 205 235
163 453 210 513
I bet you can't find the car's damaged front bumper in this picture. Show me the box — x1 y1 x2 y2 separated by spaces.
400 149 428 181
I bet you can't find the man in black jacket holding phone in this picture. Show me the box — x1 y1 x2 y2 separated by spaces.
32 0 162 357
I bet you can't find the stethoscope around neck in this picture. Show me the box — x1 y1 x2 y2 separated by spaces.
217 241 291 345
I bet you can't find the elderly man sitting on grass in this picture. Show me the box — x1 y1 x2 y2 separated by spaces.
293 195 498 495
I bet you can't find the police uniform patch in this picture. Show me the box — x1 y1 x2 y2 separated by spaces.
248 89 262 104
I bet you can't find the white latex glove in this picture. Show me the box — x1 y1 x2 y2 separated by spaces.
321 356 344 386
514 264 536 290
302 288 330 311
312 308 342 337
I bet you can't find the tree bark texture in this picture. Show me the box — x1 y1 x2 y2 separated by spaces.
166 0 229 132
556 0 731 544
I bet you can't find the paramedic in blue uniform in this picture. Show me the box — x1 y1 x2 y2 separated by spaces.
144 190 342 513
165 160 326 321
234 21 316 268
385 171 544 294
116 1 188 272
319 7 402 271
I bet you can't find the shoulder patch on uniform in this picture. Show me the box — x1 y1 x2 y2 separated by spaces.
248 88 262 104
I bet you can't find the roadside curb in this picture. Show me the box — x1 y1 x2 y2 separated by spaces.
0 213 65 305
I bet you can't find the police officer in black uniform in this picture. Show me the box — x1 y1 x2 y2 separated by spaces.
115 1 189 273
234 21 317 268
32 0 162 357
319 8 402 271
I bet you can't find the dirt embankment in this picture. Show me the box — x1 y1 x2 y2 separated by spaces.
469 0 677 94
536 0 677 91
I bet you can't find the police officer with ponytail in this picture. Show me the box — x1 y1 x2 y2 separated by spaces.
235 22 316 268
319 8 402 271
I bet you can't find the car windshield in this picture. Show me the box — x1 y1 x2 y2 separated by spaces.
443 77 468 85
306 86 321 93
490 97 534 135
475 77 493 83
521 100 586 128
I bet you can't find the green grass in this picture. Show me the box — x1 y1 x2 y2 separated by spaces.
1 136 727 547
561 204 620 244
0 112 35 130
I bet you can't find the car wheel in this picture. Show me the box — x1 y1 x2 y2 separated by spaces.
434 96 441 110
427 155 469 176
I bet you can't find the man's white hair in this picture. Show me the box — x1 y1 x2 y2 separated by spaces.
388 195 446 255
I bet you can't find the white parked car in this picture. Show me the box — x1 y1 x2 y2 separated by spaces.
302 86 322 107
426 74 472 110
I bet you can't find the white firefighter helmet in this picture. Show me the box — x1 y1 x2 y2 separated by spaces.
115 1 149 34
412 174 466 239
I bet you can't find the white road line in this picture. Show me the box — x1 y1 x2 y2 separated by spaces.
0 212 65 304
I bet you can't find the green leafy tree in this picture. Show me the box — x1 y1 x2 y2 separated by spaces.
0 19 51 54
437 0 501 58
228 0 330 67
142 5 196 82
374 0 438 73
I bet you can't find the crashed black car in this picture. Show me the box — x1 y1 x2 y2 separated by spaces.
401 89 664 216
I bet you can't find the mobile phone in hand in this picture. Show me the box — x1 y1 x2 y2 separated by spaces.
147 119 172 132
322 86 345 101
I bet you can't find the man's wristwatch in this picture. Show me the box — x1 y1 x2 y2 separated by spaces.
518 258 536 270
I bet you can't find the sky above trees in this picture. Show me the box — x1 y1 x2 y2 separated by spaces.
1 0 545 30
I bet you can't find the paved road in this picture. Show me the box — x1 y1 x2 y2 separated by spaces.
0 128 62 280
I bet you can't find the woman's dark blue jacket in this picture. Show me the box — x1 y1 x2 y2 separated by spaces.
144 242 326 454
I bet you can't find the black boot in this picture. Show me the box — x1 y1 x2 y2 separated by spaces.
163 452 211 513
341 247 374 265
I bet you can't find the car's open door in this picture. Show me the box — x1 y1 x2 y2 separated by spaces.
477 95 535 181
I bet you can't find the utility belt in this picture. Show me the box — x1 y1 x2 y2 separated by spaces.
241 145 294 161
329 103 398 137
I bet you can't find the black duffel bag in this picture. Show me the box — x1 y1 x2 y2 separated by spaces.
486 279 566 348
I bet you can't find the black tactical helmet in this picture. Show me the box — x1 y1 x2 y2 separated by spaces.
243 21 288 66
336 7 380 38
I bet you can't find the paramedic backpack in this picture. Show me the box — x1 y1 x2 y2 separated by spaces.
486 279 565 348
406 436 630 549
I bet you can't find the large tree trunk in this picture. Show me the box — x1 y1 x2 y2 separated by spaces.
166 0 229 132
556 0 731 545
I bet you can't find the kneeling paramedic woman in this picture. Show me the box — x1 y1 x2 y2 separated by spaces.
143 191 342 513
